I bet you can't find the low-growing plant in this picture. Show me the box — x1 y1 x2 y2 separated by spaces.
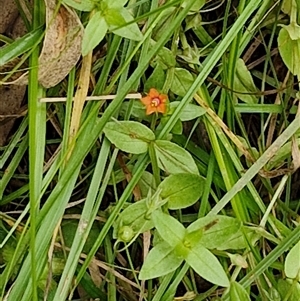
1 0 300 300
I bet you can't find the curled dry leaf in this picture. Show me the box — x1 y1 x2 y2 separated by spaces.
38 0 83 88
291 135 300 172
15 0 83 88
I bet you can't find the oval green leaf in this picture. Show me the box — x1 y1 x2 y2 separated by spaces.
278 27 300 76
152 210 186 247
154 140 199 175
170 101 206 121
109 7 143 41
104 121 155 154
229 281 251 301
155 44 176 69
181 0 205 11
113 199 154 240
170 68 194 97
283 23 300 40
233 58 258 104
187 215 242 250
284 240 300 279
139 241 183 280
82 12 108 56
105 8 126 27
186 244 230 287
159 173 204 209
144 64 166 92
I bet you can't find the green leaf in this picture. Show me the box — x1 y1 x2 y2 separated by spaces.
109 7 143 41
284 23 300 40
170 68 194 97
284 240 300 279
152 210 186 247
146 188 169 216
170 119 183 135
233 58 258 104
105 8 127 27
170 101 206 121
79 273 106 300
103 121 155 154
159 173 204 209
61 219 100 254
185 14 202 31
278 27 300 76
151 6 176 41
153 44 176 69
104 0 128 7
181 0 205 12
220 226 261 250
159 115 183 135
144 64 166 92
82 11 108 56
173 242 190 259
138 171 157 198
187 215 242 250
278 279 300 301
138 241 183 280
216 231 248 250
186 244 230 287
154 140 199 175
182 229 204 250
227 253 248 269
229 281 251 301
282 0 292 14
113 199 154 240
281 0 300 38
0 27 43 67
63 0 95 11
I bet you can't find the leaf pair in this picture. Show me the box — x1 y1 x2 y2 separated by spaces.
139 211 243 287
278 0 300 77
103 120 199 175
64 0 143 55
113 173 205 241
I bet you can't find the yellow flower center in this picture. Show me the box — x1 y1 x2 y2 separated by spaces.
151 97 160 107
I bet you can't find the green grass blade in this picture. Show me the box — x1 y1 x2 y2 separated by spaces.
0 27 43 67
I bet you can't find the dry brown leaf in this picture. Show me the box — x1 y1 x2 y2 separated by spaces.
292 136 300 171
11 0 83 87
38 0 83 88
88 261 103 288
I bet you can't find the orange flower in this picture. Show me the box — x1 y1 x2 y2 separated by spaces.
141 88 168 115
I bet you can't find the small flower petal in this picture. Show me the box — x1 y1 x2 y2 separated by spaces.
159 94 168 102
146 105 157 115
141 88 168 115
141 95 152 106
148 88 160 98
156 103 166 114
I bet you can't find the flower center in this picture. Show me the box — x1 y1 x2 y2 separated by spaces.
151 97 161 107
